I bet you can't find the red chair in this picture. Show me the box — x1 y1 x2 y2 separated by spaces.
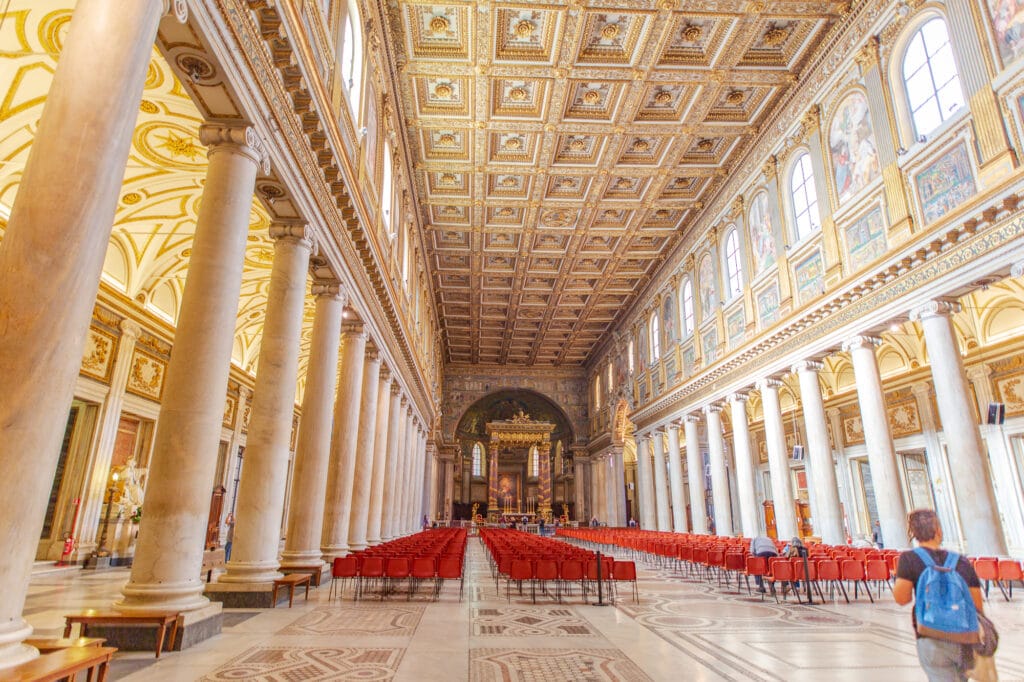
815 559 848 603
865 559 891 598
409 557 437 600
558 559 586 600
384 558 411 599
997 559 1023 600
612 561 639 603
723 552 746 592
744 556 768 597
840 559 874 602
436 556 464 601
329 556 358 601
358 556 385 601
768 558 798 603
534 559 559 602
974 558 1001 600
508 559 534 602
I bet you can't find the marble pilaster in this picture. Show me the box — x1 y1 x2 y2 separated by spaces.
221 222 314 584
704 404 733 536
759 378 798 540
684 415 707 534
912 301 1007 555
728 394 760 538
793 361 845 545
281 280 344 568
365 365 393 545
346 344 382 551
320 319 367 559
844 336 908 550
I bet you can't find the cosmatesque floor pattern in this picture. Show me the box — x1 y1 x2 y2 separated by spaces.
22 538 1024 681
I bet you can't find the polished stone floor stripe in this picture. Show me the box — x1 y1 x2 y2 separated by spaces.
21 537 1024 681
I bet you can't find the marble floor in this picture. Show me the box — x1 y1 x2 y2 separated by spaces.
22 539 1024 681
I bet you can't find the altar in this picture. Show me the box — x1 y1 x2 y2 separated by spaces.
485 412 555 523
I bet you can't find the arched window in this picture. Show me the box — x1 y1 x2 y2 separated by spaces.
530 445 539 477
681 279 695 336
650 312 661 360
790 153 820 242
340 1 363 115
723 229 743 299
471 442 483 477
401 222 411 289
381 142 394 234
902 17 964 138
627 339 635 373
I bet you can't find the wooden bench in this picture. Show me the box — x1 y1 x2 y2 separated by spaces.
23 636 106 654
5 645 117 682
272 573 311 607
64 610 180 659
282 563 324 586
201 547 226 583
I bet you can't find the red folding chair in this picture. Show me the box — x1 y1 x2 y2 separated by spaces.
329 556 358 601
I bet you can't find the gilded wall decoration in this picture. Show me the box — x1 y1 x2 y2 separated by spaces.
994 370 1024 415
988 0 1024 65
80 327 116 383
793 250 824 305
843 413 865 445
829 90 880 204
701 326 718 364
681 345 696 376
727 308 746 347
662 289 678 347
915 142 977 225
125 349 166 401
637 324 649 368
664 352 678 383
697 252 717 319
223 395 237 429
242 402 252 434
887 397 922 438
362 80 380 198
748 191 777 275
756 281 781 328
843 204 887 272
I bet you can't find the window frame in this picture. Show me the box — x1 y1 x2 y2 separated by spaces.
723 228 743 300
339 0 363 117
650 312 661 361
681 278 695 337
789 152 821 243
471 442 483 477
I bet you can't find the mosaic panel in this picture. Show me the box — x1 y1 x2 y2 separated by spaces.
472 606 599 637
471 647 651 682
277 604 424 637
201 646 403 681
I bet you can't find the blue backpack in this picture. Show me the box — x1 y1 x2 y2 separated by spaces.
913 548 980 643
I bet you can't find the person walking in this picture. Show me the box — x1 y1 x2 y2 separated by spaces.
893 509 984 682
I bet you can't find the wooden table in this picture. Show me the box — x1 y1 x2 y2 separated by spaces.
6 645 117 682
283 564 323 586
64 610 180 658
272 573 311 607
23 636 106 654
201 547 226 583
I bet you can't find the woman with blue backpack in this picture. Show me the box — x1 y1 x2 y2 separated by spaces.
893 509 986 681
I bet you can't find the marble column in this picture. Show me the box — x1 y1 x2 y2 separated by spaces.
399 416 416 534
381 394 406 540
346 344 382 551
0 0 178 667
221 223 314 583
759 378 798 540
281 280 344 568
907 385 962 549
705 405 733 536
593 456 607 522
119 124 267 617
665 424 687 532
487 440 499 514
650 432 672 530
610 447 627 526
636 435 657 529
844 336 908 550
321 319 367 559
79 319 142 552
538 441 553 521
365 365 393 545
573 457 586 522
728 394 760 538
684 415 708 534
912 301 1007 555
427 446 439 522
793 361 845 545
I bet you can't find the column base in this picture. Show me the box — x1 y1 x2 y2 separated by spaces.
205 581 296 608
86 603 222 652
218 559 283 584
0 620 36 671
320 545 350 562
279 561 330 586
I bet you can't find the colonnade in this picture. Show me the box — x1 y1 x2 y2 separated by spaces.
0 0 430 666
625 302 1007 557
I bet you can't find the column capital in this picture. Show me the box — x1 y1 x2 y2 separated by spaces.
910 380 933 397
341 318 364 335
364 343 380 362
757 377 783 391
379 363 391 382
119 318 143 341
1011 261 1024 279
162 0 188 22
728 391 749 404
855 35 880 71
825 406 842 420
311 278 343 301
390 382 402 396
909 298 961 322
704 403 724 415
965 363 993 382
842 335 881 352
665 421 681 433
792 360 824 374
198 124 270 174
269 220 316 252
238 384 252 401
684 413 702 423
400 395 408 406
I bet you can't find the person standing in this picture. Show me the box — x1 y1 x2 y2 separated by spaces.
224 513 235 561
893 509 984 682
750 534 778 593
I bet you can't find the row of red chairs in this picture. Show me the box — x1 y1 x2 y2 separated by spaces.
329 528 467 601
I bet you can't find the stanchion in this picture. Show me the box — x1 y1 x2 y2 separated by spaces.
593 551 609 606
799 546 813 605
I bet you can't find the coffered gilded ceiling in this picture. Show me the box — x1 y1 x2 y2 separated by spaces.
387 0 846 366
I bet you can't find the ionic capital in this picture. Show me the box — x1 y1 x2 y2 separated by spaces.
757 377 783 392
400 395 408 407
1012 261 1024 279
704 403 724 415
365 342 380 362
729 391 749 404
162 0 188 22
965 363 993 383
379 363 391 382
341 318 364 335
910 381 932 397
842 335 882 352
198 124 270 174
119 318 143 341
311 278 343 301
269 220 316 252
792 360 824 374
825 406 842 420
684 413 702 423
390 382 402 396
908 298 961 322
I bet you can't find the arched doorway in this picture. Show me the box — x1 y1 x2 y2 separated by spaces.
452 390 574 521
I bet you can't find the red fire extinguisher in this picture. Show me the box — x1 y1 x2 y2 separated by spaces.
58 497 81 566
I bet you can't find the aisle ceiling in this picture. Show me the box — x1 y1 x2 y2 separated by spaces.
388 1 846 366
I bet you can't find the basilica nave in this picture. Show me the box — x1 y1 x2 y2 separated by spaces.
2 0 1024 679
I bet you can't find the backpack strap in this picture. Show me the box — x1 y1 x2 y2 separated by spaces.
942 551 959 570
913 547 936 567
